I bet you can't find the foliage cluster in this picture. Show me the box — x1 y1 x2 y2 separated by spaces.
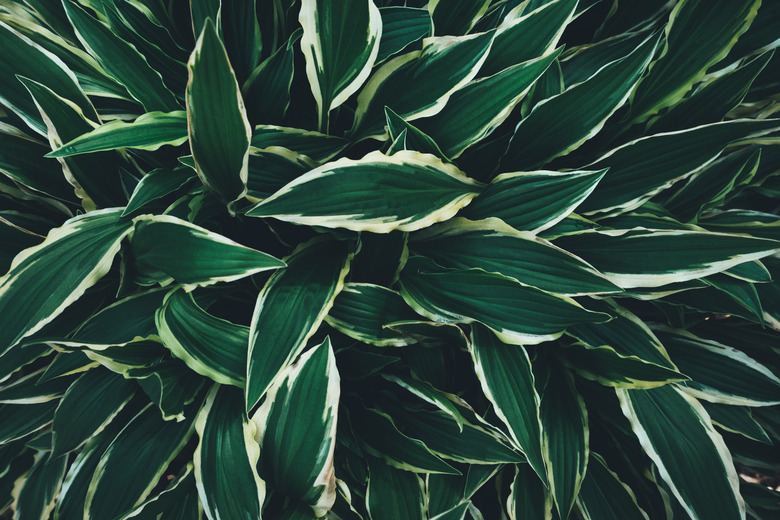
0 0 780 519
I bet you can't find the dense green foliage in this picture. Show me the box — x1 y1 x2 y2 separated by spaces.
1 0 780 518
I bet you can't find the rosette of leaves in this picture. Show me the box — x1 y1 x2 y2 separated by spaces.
1 0 780 519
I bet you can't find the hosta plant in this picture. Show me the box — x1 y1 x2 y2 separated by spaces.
2 0 780 518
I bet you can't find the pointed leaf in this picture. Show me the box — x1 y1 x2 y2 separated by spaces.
351 406 459 475
579 119 780 215
575 453 650 520
325 283 421 346
0 20 97 135
470 324 545 479
123 168 195 216
539 361 589 519
366 458 425 520
85 404 197 519
411 218 620 296
0 209 133 355
501 33 657 171
251 125 347 162
63 1 178 112
629 0 761 123
20 78 127 209
156 289 248 386
462 170 605 234
399 256 609 345
251 338 339 515
194 385 264 520
187 19 252 205
418 50 560 158
376 7 431 63
481 0 577 77
617 385 745 520
130 214 285 288
299 0 382 129
353 32 495 139
12 452 66 520
247 150 480 233
52 367 136 457
429 0 490 36
508 463 553 520
555 229 780 288
656 328 780 406
48 111 188 157
246 238 351 410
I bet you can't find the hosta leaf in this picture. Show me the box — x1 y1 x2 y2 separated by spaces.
399 256 609 345
246 238 351 410
655 328 780 406
52 367 136 458
190 0 219 37
220 0 261 83
462 169 606 233
352 31 494 139
120 464 202 520
376 7 431 64
560 343 686 390
366 457 425 520
187 19 252 206
500 33 657 171
417 50 561 158
428 0 491 36
539 360 589 519
130 214 285 288
629 0 761 123
579 118 780 215
431 502 470 520
20 78 127 209
411 218 620 296
381 374 464 428
85 404 196 519
0 209 133 355
390 409 524 464
617 385 745 520
62 1 178 112
0 401 58 444
247 150 481 233
351 406 459 475
325 283 421 346
122 167 195 216
650 50 773 133
663 147 761 222
481 0 577 77
156 289 248 387
0 368 73 404
0 131 78 203
12 452 66 520
194 385 264 520
128 359 206 421
508 463 553 520
385 107 447 158
244 33 298 125
555 229 780 288
252 338 339 515
703 403 771 444
251 125 347 162
47 111 188 157
470 324 545 479
54 404 134 520
575 453 650 520
0 20 97 135
246 147 315 201
59 289 165 349
0 344 50 384
299 0 381 130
